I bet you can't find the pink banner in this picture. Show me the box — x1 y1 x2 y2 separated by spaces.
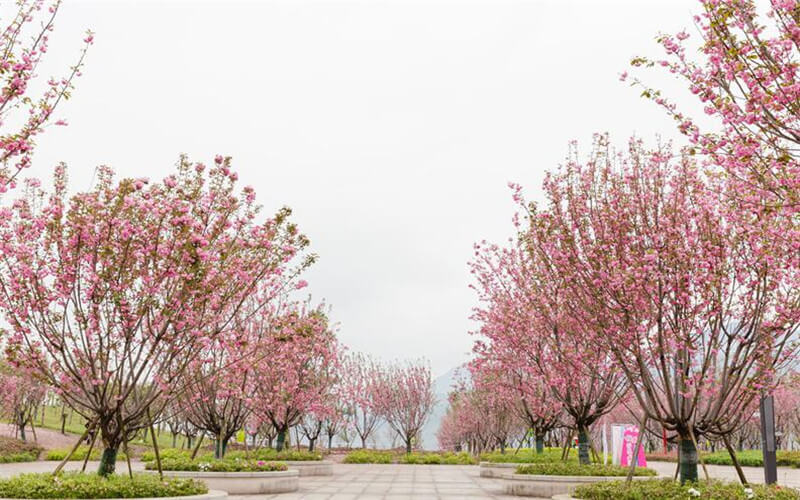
619 425 647 467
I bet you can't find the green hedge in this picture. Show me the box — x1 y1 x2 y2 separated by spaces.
45 446 127 462
145 457 287 472
573 478 800 499
481 448 579 464
140 448 322 463
343 450 394 464
703 450 800 468
0 437 42 463
0 472 207 499
399 452 476 465
342 450 477 465
515 462 656 477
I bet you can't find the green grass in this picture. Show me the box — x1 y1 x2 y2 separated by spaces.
573 478 800 499
13 406 199 453
648 449 800 468
343 450 394 464
0 472 207 499
515 462 656 476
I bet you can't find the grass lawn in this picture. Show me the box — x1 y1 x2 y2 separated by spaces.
7 406 195 453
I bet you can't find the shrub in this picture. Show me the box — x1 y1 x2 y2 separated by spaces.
399 452 477 465
0 472 207 499
45 446 127 462
139 449 188 463
0 437 42 463
573 478 800 499
239 449 322 462
343 450 394 464
515 462 657 477
481 447 577 464
145 456 287 473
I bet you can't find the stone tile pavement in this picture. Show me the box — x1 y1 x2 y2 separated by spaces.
230 464 524 500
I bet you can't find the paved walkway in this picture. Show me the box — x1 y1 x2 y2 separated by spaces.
235 464 520 500
2 460 800 499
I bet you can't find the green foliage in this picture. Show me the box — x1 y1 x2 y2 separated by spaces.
45 446 127 462
343 450 394 464
0 436 42 463
145 456 287 472
139 449 187 463
0 472 207 499
229 449 323 461
702 450 800 468
573 478 800 499
398 452 477 465
481 447 578 464
342 450 476 465
515 462 656 477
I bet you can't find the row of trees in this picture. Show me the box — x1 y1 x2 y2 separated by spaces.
449 0 800 485
0 0 439 476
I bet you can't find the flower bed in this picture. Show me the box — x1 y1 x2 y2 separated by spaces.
515 463 656 476
143 456 299 494
566 478 800 499
0 437 42 463
0 472 209 499
501 464 658 497
144 457 287 473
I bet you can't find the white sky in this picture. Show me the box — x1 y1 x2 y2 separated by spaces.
28 0 704 378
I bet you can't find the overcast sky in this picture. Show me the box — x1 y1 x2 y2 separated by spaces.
28 0 704 378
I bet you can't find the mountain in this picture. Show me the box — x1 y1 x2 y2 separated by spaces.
419 365 464 450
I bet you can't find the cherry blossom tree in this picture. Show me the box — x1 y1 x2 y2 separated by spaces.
0 0 92 193
0 157 313 475
340 352 383 449
524 135 799 482
0 359 45 442
629 0 799 213
471 231 627 465
374 359 435 453
249 302 340 452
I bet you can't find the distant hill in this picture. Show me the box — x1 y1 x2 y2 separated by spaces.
419 365 464 450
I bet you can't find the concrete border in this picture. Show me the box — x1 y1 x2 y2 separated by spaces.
479 462 521 478
0 491 228 500
284 460 333 476
159 470 299 494
501 473 652 497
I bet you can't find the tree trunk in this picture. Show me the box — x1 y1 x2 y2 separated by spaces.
405 436 412 454
328 434 333 450
276 428 287 452
361 435 367 449
536 434 544 454
97 447 118 477
679 436 698 484
17 420 26 442
577 426 590 466
308 438 316 452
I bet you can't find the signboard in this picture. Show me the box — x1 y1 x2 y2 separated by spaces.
619 425 647 467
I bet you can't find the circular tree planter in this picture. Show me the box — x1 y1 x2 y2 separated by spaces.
479 462 520 478
501 473 654 497
156 471 299 495
0 492 227 500
284 460 333 476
